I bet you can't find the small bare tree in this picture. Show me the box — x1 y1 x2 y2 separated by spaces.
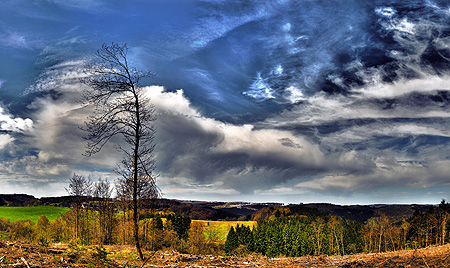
93 178 115 244
81 43 159 260
65 173 92 241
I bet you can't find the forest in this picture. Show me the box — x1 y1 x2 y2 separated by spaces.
223 200 450 257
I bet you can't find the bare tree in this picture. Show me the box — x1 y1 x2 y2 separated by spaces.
93 178 115 244
65 173 92 241
81 43 160 260
312 217 324 255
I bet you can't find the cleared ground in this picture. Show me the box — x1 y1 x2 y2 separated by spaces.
1 241 449 267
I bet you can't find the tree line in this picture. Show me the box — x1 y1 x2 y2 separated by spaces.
0 180 224 255
62 173 198 251
224 212 362 257
224 200 450 257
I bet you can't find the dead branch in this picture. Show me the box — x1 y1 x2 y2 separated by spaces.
20 257 30 268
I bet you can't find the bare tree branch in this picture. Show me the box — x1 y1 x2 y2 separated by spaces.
81 43 159 260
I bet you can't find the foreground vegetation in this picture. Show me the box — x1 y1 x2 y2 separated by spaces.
0 204 242 256
0 239 449 267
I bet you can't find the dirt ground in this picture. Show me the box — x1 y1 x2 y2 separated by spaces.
0 241 449 267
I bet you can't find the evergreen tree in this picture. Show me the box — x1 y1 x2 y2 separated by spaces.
253 221 267 254
343 219 363 254
282 224 293 256
153 216 164 230
266 221 282 257
224 226 239 255
167 213 191 240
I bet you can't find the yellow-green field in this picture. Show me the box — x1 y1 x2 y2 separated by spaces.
0 206 69 223
192 220 256 242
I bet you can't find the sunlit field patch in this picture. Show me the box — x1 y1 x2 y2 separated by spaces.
0 206 69 223
192 220 256 242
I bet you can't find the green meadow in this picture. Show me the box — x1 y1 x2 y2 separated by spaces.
0 206 70 223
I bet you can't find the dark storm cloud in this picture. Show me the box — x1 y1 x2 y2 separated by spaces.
150 88 385 195
154 112 329 194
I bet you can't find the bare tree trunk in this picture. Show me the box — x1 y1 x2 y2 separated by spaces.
134 91 144 260
133 198 143 260
133 153 143 259
333 230 340 255
378 227 383 253
75 204 79 240
442 213 447 246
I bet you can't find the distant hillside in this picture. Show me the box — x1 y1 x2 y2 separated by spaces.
301 203 434 224
151 199 237 220
0 194 75 207
246 203 435 224
0 195 246 220
0 194 39 206
0 194 437 223
160 201 435 223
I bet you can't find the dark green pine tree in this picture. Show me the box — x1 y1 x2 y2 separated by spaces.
343 219 363 254
167 213 191 240
224 226 239 255
153 216 164 230
235 224 242 243
281 224 293 256
253 221 269 255
181 214 191 240
266 222 282 258
242 225 253 247
247 226 256 251
236 224 253 248
300 229 311 256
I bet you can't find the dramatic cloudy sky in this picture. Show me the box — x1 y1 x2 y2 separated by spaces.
2 0 450 204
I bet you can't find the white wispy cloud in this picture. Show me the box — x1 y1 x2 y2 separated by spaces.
0 31 44 50
46 0 103 11
25 60 87 94
352 75 450 99
1 32 28 49
0 107 33 133
189 1 273 49
0 134 14 150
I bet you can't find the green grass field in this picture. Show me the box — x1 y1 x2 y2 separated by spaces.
0 206 70 223
193 220 256 242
